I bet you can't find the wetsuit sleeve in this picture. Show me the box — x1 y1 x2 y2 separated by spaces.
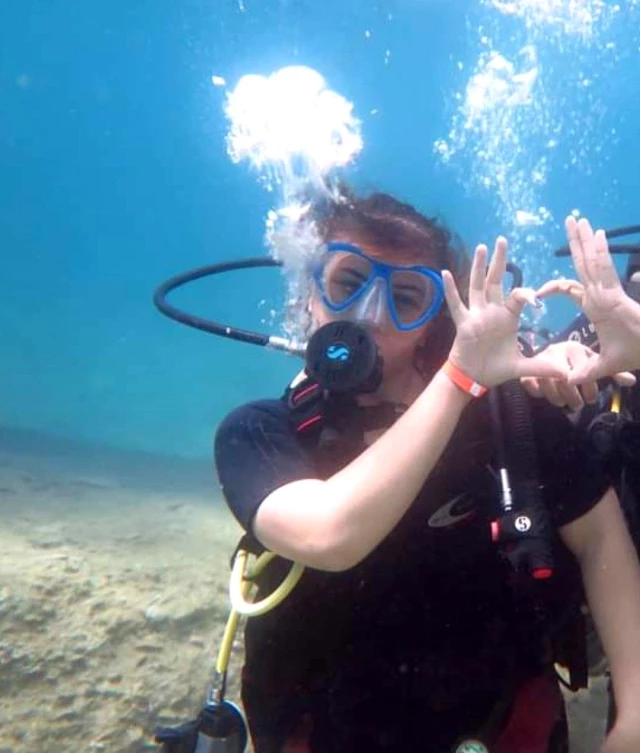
213 400 318 533
531 397 611 527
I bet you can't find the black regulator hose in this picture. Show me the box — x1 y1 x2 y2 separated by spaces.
152 257 301 352
491 381 555 579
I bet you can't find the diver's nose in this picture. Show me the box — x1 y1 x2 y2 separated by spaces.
352 277 388 329
359 319 385 338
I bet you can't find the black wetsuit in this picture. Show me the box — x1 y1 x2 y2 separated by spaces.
214 388 609 753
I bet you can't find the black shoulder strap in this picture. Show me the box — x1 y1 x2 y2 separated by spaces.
225 375 327 569
284 372 407 452
284 373 326 443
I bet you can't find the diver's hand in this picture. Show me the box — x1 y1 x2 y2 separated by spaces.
443 236 569 388
536 216 640 384
600 716 640 753
520 341 635 411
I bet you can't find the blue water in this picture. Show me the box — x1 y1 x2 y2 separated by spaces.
1 0 639 458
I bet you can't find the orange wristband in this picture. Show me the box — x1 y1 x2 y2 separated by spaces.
442 360 488 398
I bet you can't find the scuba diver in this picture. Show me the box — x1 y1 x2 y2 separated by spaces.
208 189 640 753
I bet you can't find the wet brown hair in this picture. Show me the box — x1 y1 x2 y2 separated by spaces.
308 184 471 380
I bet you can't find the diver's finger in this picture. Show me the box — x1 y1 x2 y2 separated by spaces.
535 279 585 307
594 228 623 290
566 356 609 386
577 380 598 405
540 379 567 407
442 270 466 326
565 216 590 285
556 380 585 411
486 236 508 305
468 244 489 309
577 218 599 284
564 343 598 404
504 287 539 319
612 371 637 387
525 344 584 408
520 376 543 399
513 353 569 381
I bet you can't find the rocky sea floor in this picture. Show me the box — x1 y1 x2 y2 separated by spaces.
0 429 609 752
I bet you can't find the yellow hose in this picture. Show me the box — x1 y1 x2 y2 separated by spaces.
230 549 306 616
215 548 306 674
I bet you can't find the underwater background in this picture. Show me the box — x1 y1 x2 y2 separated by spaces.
2 0 639 459
0 1 639 751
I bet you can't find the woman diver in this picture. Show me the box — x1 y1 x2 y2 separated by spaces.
214 189 640 753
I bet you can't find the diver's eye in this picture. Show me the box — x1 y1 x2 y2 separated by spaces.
327 268 368 303
393 296 423 316
394 289 424 307
390 273 434 323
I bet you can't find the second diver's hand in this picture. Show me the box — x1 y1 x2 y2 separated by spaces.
536 216 640 384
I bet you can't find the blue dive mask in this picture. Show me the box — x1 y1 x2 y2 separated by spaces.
313 241 444 331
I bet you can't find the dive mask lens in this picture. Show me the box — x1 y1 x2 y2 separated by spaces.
319 248 375 309
388 268 440 328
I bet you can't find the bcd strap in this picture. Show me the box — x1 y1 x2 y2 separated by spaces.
285 373 407 447
285 375 325 439
225 377 327 571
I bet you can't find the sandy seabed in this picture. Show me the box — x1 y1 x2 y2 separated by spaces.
0 428 610 752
